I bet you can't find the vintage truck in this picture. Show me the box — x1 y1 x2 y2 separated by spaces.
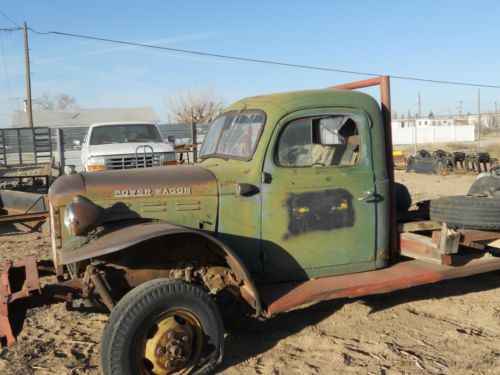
1 77 500 375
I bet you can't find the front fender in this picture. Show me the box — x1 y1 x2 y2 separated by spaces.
59 221 262 315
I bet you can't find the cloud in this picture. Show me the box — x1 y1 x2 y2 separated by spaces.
32 31 223 66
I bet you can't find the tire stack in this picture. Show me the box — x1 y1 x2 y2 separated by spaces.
430 169 500 230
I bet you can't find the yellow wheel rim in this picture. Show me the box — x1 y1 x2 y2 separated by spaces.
139 310 203 374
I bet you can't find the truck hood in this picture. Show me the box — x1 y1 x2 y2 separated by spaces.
87 142 174 157
49 165 219 245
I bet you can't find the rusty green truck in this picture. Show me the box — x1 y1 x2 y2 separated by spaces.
1 77 499 375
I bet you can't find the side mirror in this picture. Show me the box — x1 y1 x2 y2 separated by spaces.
73 139 82 150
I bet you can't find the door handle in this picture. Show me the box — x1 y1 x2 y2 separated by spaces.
358 190 375 201
236 183 260 197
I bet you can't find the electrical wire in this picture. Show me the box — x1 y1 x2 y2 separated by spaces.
1 5 499 90
27 28 500 90
0 10 20 28
0 32 12 98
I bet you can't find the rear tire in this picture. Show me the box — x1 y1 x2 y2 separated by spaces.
101 278 224 375
430 195 500 230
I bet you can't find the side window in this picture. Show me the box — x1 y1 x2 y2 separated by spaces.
277 115 361 167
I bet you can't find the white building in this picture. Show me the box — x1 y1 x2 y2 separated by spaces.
415 117 456 127
391 118 416 129
392 116 459 128
467 113 498 129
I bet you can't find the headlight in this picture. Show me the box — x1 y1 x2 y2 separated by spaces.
158 152 176 166
63 195 104 236
87 156 106 171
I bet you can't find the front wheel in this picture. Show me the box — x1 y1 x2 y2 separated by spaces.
101 279 224 375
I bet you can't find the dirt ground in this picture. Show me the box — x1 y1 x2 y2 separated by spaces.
0 170 499 374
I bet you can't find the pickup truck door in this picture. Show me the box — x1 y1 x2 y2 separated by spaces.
260 108 377 281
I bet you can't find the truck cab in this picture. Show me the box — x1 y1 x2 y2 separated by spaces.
76 122 176 171
196 90 390 281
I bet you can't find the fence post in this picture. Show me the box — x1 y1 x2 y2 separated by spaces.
16 128 22 165
56 128 65 173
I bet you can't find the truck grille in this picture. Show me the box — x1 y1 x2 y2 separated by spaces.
105 154 161 170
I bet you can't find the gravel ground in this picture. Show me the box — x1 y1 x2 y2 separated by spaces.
0 170 499 374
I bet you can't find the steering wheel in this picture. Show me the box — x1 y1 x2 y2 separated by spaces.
288 145 309 165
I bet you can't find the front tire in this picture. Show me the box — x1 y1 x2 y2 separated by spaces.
101 278 224 375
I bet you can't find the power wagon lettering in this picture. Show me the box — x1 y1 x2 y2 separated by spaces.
114 186 192 198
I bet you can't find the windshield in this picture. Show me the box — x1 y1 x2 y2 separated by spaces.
199 111 265 159
89 124 163 145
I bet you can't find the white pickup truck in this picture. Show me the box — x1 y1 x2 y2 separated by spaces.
74 122 176 172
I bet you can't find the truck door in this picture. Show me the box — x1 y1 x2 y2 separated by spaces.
260 108 377 281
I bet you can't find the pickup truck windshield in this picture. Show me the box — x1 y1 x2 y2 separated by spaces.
89 124 163 145
199 111 265 159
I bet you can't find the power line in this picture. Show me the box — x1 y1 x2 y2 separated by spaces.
0 10 20 28
28 27 500 89
0 32 12 98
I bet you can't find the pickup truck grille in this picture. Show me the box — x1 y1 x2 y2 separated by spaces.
105 154 161 170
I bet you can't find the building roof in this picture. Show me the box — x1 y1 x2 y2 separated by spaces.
12 107 159 127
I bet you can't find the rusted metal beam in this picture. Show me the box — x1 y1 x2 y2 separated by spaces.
460 230 500 246
0 255 41 347
262 256 500 317
0 211 48 224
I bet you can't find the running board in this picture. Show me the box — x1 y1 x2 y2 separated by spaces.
260 255 500 318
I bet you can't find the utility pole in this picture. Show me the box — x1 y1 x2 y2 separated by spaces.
495 101 498 129
477 89 481 152
190 109 197 163
417 92 421 118
459 100 463 117
23 21 33 128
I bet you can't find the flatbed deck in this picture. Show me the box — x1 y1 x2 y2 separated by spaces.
0 163 53 178
261 255 500 317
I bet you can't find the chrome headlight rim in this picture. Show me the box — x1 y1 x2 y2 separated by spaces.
63 203 76 235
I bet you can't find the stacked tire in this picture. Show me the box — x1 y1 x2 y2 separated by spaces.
430 173 500 230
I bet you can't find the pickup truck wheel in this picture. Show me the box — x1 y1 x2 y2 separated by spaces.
430 195 500 230
101 278 224 375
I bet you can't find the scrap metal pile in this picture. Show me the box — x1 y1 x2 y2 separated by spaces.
406 149 497 174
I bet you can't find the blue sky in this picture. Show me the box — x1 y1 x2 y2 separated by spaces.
0 1 499 126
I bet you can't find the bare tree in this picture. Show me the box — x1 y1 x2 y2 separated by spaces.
35 92 78 110
54 93 78 109
36 91 54 110
166 87 226 125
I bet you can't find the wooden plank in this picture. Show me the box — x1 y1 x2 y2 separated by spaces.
439 222 460 255
398 220 441 233
488 239 500 249
400 232 444 264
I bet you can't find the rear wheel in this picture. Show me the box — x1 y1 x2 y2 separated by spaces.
101 278 224 375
